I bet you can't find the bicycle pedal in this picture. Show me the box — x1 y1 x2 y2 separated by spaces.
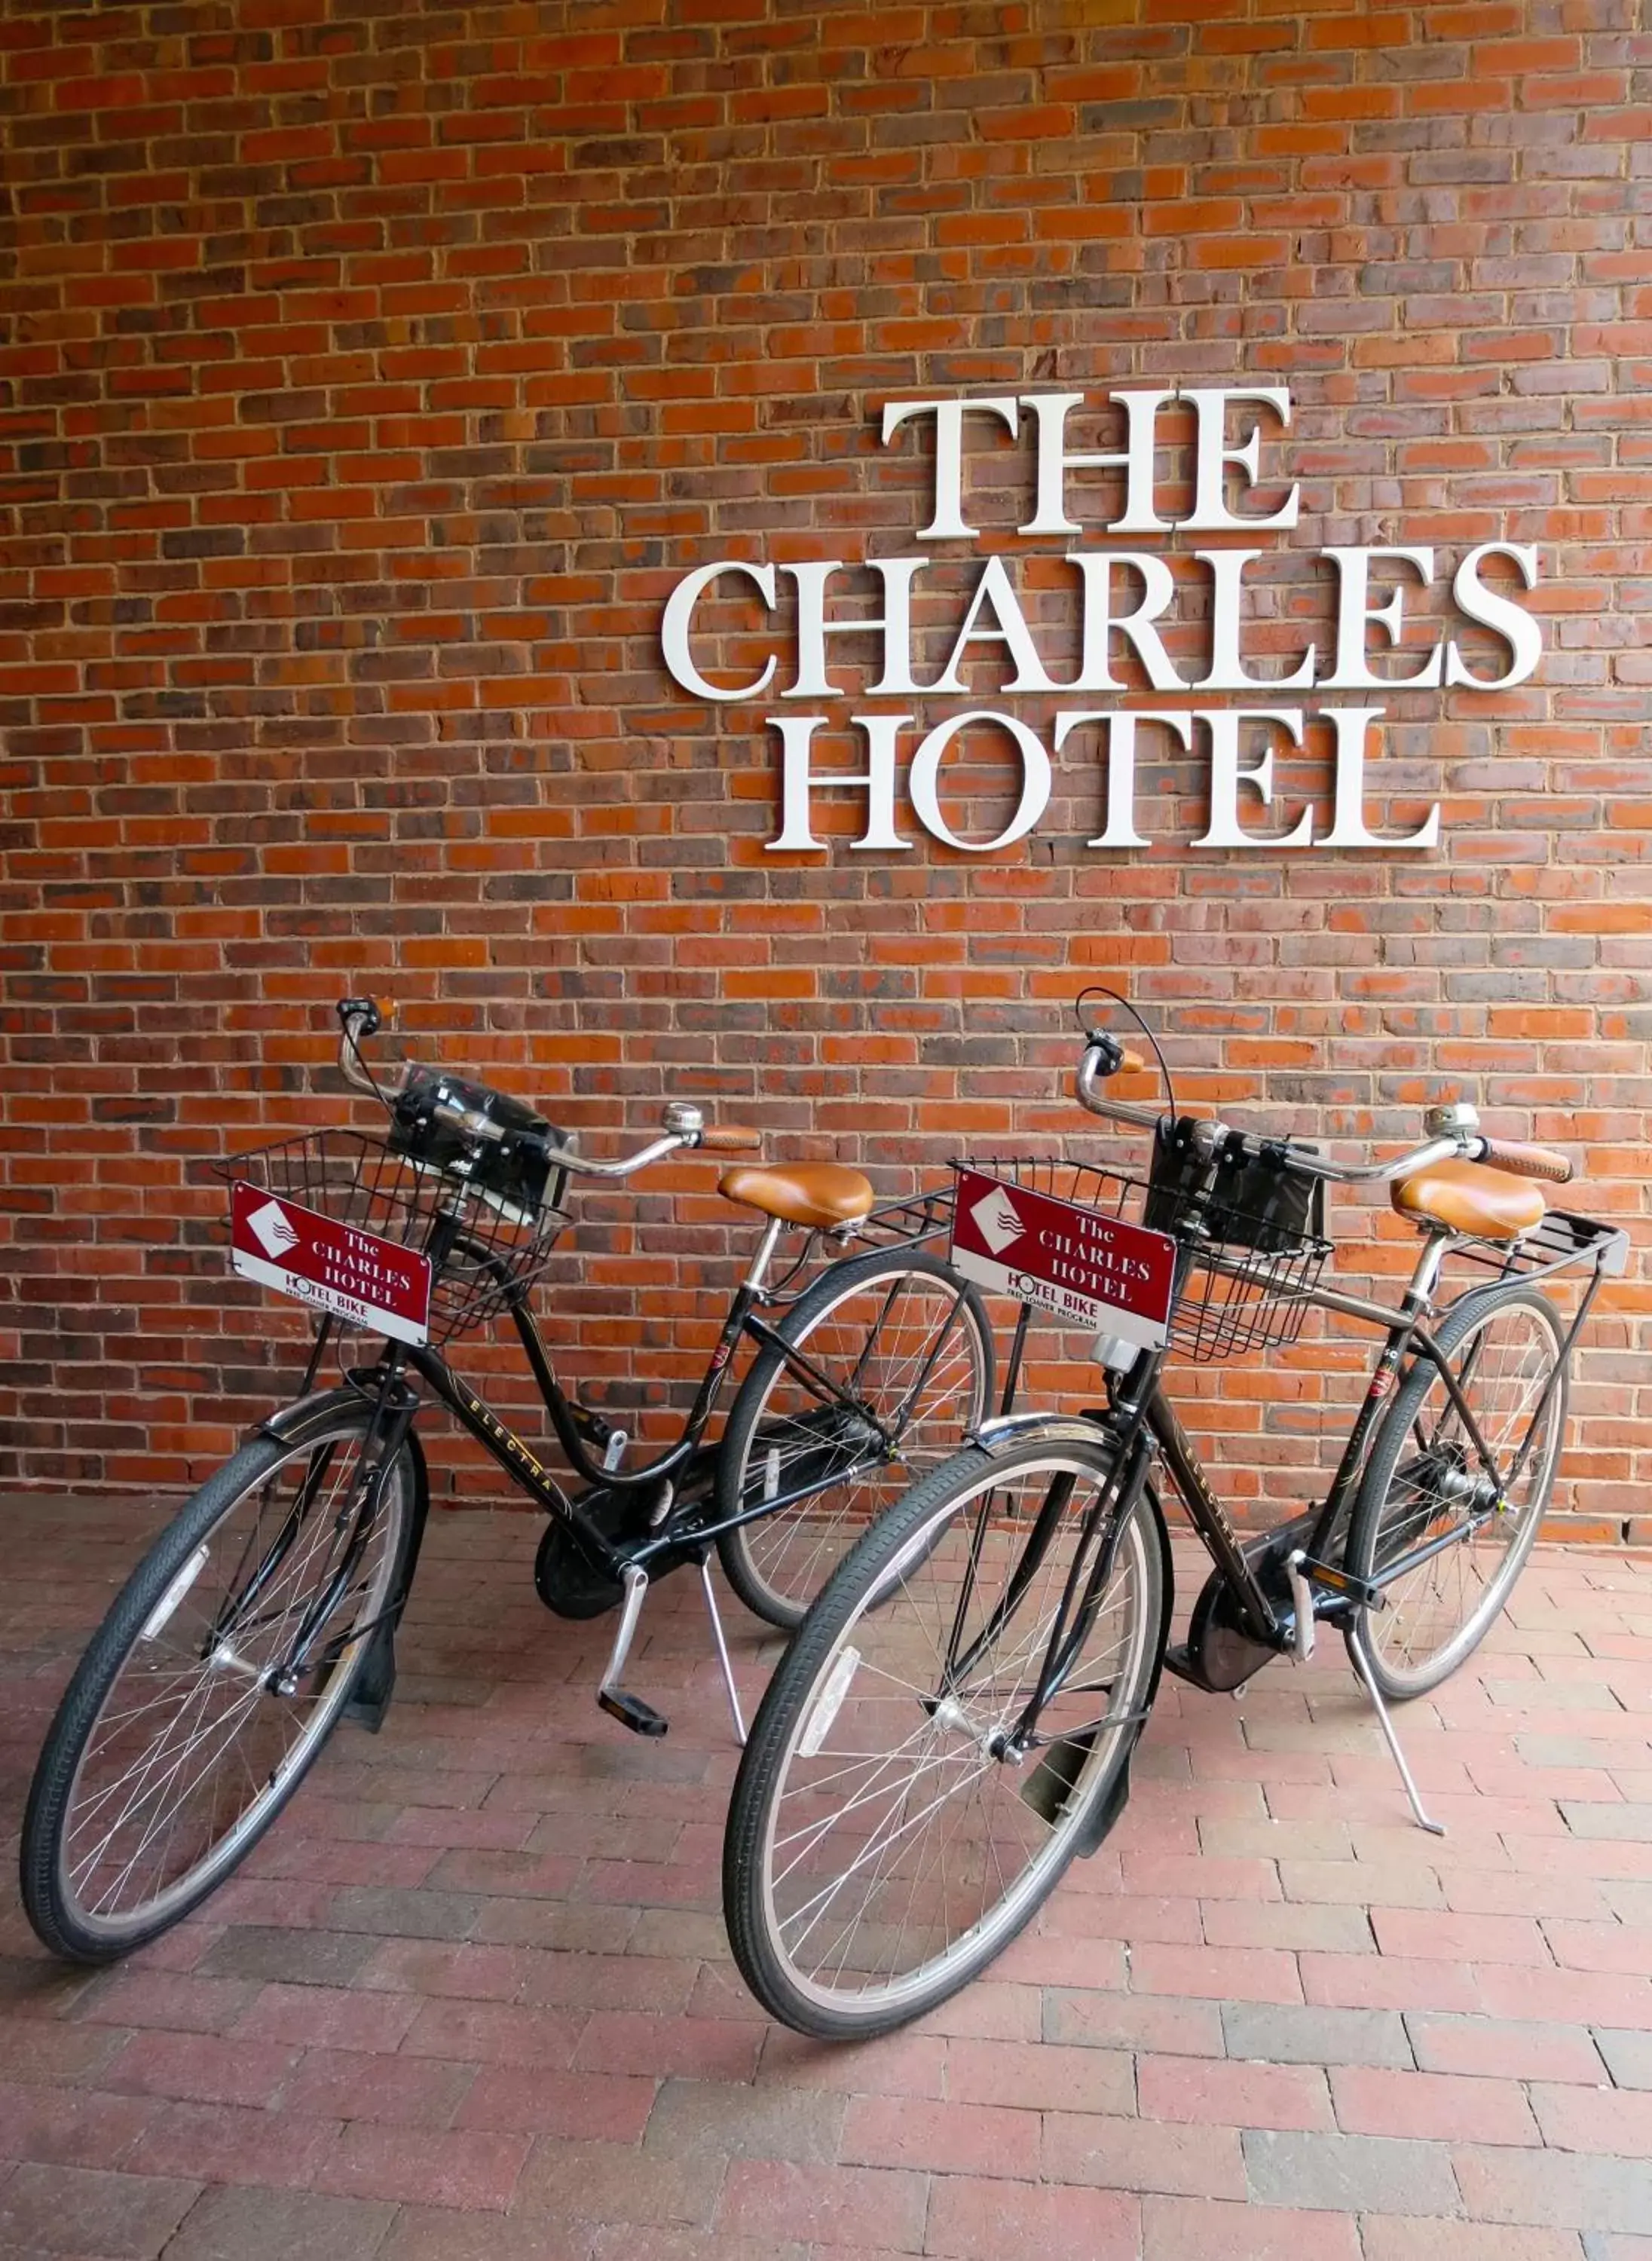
597 1687 669 1737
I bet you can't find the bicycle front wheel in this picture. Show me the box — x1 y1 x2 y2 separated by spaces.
714 1247 993 1629
1346 1282 1568 1700
21 1393 418 1962
723 1431 1166 2039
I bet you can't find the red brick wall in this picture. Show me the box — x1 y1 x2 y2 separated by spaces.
2 0 1648 1537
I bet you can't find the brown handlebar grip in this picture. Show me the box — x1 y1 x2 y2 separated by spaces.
700 1124 762 1152
1478 1138 1574 1185
1118 1046 1148 1074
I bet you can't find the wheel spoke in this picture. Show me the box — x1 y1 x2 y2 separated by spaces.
1359 1291 1565 1692
721 1261 990 1626
732 1443 1161 2032
34 1415 408 1952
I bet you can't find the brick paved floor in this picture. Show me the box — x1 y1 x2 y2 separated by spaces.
5 1492 1652 2259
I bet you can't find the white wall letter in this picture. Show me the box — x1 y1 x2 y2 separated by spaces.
1321 547 1443 690
932 555 1056 693
1020 390 1174 536
1057 709 1193 850
766 713 909 853
1068 552 1188 691
1195 549 1317 691
1317 705 1439 850
660 561 777 701
784 558 926 698
1183 388 1299 531
908 711 1051 852
880 396 1020 540
1445 543 1543 689
1195 707 1315 849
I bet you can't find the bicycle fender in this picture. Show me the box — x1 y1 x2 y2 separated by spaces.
1071 1749 1136 1859
255 1388 432 1731
1007 1460 1172 1862
255 1386 430 1547
971 1418 1175 1678
1071 1472 1172 1859
253 1385 376 1451
973 1414 1115 1457
396 1421 432 1583
1139 1472 1174 1711
344 1423 430 1733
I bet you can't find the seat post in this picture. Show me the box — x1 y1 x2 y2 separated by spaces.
1401 1230 1455 1320
1403 1225 1458 1311
742 1216 785 1296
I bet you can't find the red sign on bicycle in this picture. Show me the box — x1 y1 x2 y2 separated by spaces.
228 1183 433 1346
950 1170 1176 1348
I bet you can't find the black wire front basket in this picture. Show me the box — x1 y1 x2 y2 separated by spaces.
955 1146 1332 1365
215 1129 571 1345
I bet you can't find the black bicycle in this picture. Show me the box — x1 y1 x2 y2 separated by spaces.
20 999 992 1963
723 996 1627 2038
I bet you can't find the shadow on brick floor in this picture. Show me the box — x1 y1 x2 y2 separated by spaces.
4 1493 1652 2259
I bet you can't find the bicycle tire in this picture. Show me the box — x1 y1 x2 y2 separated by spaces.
21 1392 418 1963
714 1247 994 1629
723 1430 1166 2039
1345 1281 1568 1701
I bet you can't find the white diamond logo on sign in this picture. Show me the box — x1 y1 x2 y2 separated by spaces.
247 1198 301 1261
971 1186 1025 1256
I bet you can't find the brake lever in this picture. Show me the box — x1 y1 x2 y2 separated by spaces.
335 996 414 1103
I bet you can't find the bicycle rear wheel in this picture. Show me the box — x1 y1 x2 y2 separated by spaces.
714 1247 993 1629
1345 1282 1568 1700
21 1393 418 1962
723 1430 1166 2039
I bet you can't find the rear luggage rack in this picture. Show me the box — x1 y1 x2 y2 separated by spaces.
1460 1208 1629 1286
856 1184 955 1251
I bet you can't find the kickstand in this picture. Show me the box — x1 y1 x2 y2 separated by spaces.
698 1556 747 1748
1349 1632 1446 1837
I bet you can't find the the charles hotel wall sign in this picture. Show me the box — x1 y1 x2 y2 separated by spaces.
659 389 1541 857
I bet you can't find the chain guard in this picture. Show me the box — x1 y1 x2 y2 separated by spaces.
1170 1565 1281 1692
534 1517 625 1620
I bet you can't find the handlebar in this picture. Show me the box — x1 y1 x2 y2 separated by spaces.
1074 1045 1164 1136
335 996 1574 1200
1075 1041 1577 1191
701 1124 763 1152
338 998 415 1101
335 999 760 1179
1474 1137 1573 1185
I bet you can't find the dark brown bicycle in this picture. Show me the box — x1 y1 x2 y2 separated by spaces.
723 994 1626 2039
20 1000 992 1963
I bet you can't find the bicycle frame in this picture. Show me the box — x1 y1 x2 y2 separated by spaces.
324 1228 980 1589
1155 1241 1606 1643
984 1219 1612 1731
